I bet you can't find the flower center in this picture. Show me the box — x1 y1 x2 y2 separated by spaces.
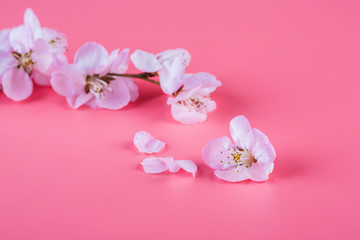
49 36 67 53
12 51 36 76
221 147 257 169
85 74 114 99
180 94 211 113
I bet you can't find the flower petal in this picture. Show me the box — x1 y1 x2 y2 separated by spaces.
214 166 251 182
230 115 255 150
95 78 130 110
2 68 33 101
31 70 50 86
41 27 67 54
156 48 191 67
24 8 41 39
122 78 139 102
140 156 173 174
170 101 207 124
168 160 197 177
183 72 222 96
9 25 32 52
74 42 109 75
31 38 53 73
251 128 276 164
248 162 274 182
0 28 11 52
66 93 94 109
167 85 201 104
158 57 185 94
111 48 130 73
202 136 237 170
50 65 85 97
0 51 16 76
130 49 162 72
134 131 166 154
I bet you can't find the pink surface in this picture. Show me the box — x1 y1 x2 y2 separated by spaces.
0 0 359 239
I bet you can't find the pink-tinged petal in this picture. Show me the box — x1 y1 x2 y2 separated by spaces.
50 65 92 109
0 51 16 76
133 131 166 154
50 65 86 97
169 160 197 177
230 115 255 150
9 25 32 52
214 166 251 182
94 48 119 74
24 8 41 39
111 48 130 73
31 39 53 73
251 128 276 164
0 28 11 52
158 57 185 94
95 79 130 110
2 68 33 101
140 156 173 174
130 49 162 72
74 42 109 75
156 48 191 67
31 70 50 86
183 72 222 96
248 162 274 182
167 85 201 104
66 92 94 109
170 102 207 124
122 78 139 102
202 136 237 170
41 28 67 54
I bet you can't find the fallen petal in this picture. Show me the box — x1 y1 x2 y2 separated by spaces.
134 131 166 154
169 160 197 177
140 156 173 174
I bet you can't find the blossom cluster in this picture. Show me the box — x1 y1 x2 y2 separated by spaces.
0 9 221 124
0 9 276 182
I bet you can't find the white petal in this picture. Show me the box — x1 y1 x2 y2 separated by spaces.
140 156 173 174
74 42 109 75
0 51 16 76
183 72 221 96
170 101 208 124
31 38 53 73
229 115 255 150
9 25 32 52
157 57 185 94
202 136 236 170
169 160 197 177
24 8 42 39
0 28 11 52
249 162 274 182
111 48 130 73
214 166 251 182
41 27 67 54
251 128 276 164
156 48 191 67
134 131 166 154
130 49 162 72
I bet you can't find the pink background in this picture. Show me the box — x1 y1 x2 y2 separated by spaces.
0 0 359 239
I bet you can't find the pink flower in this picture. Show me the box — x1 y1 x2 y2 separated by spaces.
23 8 67 57
50 42 138 110
167 72 221 124
134 131 166 154
140 156 197 177
0 8 68 101
202 115 276 182
130 48 191 94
